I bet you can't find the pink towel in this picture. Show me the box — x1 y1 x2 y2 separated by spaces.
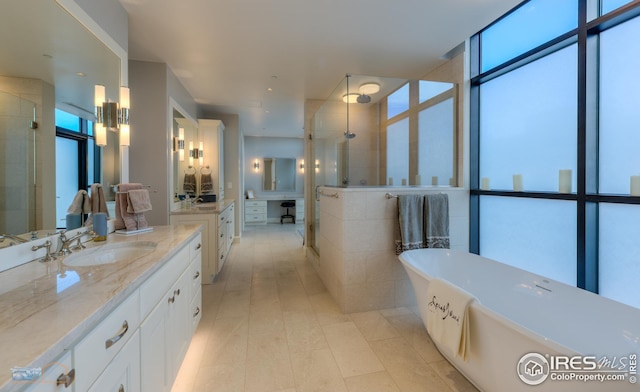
127 189 152 213
85 183 110 227
114 183 149 231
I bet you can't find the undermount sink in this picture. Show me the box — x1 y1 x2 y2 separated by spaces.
62 241 157 267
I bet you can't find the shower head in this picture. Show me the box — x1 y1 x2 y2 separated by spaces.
356 94 371 104
344 130 356 139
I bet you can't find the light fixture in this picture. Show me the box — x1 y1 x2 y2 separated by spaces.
94 84 131 147
178 128 185 161
359 82 380 95
253 160 260 171
299 159 305 173
342 93 359 104
189 141 203 166
315 159 320 173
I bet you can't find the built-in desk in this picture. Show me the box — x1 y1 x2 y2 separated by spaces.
244 197 304 225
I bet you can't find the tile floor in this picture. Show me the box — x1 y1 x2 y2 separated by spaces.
172 224 478 392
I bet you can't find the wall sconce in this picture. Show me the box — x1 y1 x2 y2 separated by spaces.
189 141 204 166
315 159 320 173
299 159 305 173
94 84 131 147
253 159 260 171
178 128 185 161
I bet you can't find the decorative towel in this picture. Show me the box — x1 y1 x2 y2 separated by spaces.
114 183 149 231
84 183 110 227
424 194 450 249
200 172 213 194
67 190 91 215
183 173 196 195
127 189 153 213
426 278 475 361
395 194 426 255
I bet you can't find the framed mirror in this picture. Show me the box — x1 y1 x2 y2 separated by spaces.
0 0 123 243
171 106 199 204
262 158 296 192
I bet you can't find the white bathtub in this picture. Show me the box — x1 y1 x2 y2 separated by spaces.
399 249 639 391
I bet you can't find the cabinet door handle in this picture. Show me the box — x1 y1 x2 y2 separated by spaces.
168 295 175 304
56 368 75 388
105 321 128 349
174 288 181 297
193 306 200 318
196 243 202 250
194 271 200 280
118 384 125 392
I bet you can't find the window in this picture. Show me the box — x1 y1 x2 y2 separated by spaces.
471 0 640 309
55 109 100 228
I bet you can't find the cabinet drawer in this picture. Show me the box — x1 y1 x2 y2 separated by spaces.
245 206 266 214
245 200 266 208
88 330 141 392
190 287 202 335
140 245 189 319
189 233 202 260
245 213 266 222
26 351 73 392
74 290 141 392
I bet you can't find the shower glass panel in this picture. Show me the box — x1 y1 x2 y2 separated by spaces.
308 74 458 254
0 91 36 236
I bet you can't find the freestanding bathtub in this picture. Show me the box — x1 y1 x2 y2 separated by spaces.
399 249 639 392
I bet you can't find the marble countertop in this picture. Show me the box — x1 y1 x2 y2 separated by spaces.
170 198 235 215
0 224 202 392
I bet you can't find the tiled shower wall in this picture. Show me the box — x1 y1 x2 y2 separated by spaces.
317 186 469 313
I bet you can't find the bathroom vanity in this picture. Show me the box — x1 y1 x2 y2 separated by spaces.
0 224 203 392
170 200 235 283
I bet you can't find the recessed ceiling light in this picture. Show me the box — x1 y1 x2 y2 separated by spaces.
359 82 380 95
76 72 87 77
267 87 273 92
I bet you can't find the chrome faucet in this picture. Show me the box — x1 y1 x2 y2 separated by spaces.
31 240 56 262
0 234 29 244
57 230 96 256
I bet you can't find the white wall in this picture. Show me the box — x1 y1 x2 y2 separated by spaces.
244 136 304 198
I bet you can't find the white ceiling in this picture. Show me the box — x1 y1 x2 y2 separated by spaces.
120 0 522 137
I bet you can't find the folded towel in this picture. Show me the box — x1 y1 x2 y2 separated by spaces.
426 278 475 361
114 183 148 231
84 183 110 226
67 190 91 215
200 172 213 194
183 173 196 195
395 194 425 255
424 194 450 249
127 189 153 213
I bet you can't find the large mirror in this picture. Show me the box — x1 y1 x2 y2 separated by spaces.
0 0 122 244
171 108 199 203
262 158 296 191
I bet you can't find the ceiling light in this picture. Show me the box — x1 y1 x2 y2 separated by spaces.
342 93 359 103
359 82 380 95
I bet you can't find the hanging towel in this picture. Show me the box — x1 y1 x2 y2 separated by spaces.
127 189 153 213
67 190 91 215
395 194 426 255
424 194 450 249
183 173 196 195
200 172 213 194
114 183 149 231
426 278 476 361
84 183 110 226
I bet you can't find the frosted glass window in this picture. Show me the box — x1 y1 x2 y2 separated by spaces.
598 204 640 309
598 15 640 195
387 117 409 184
55 109 80 132
481 0 577 72
602 0 633 15
418 98 454 185
387 83 409 119
419 81 453 103
479 45 577 192
480 196 577 286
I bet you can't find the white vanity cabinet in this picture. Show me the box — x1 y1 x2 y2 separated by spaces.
87 330 140 392
25 351 73 392
245 200 267 224
170 201 234 283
